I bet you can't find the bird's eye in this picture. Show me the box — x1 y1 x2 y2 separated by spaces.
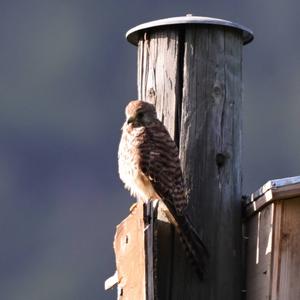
136 112 144 119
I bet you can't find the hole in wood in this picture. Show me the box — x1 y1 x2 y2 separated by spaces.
216 152 227 168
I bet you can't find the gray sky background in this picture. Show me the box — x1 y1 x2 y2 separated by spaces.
1 1 300 299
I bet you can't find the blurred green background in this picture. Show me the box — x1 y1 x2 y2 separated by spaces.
1 0 300 299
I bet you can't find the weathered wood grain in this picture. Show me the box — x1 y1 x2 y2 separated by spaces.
245 181 300 300
137 29 183 141
137 25 244 299
246 198 300 300
270 200 283 300
113 202 146 300
246 204 274 300
180 25 243 300
273 198 300 300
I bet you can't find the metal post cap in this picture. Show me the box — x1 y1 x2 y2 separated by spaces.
126 15 254 46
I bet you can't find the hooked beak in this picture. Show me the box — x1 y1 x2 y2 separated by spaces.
127 116 134 125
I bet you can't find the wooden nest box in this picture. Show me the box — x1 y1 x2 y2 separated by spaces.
244 176 300 300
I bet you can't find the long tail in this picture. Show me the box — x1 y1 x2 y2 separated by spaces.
176 213 209 279
162 205 209 279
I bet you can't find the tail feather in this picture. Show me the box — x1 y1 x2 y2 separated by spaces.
161 204 209 279
176 213 209 279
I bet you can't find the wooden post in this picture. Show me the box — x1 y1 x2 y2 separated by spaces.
126 15 253 300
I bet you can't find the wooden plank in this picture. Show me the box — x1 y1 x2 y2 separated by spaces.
245 182 300 218
274 198 300 300
155 202 175 300
270 200 283 300
245 213 259 300
113 202 146 300
246 204 274 300
144 201 158 300
246 176 300 205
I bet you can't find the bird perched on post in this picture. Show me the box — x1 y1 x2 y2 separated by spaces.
118 100 208 278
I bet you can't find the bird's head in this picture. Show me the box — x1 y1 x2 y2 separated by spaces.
124 100 157 128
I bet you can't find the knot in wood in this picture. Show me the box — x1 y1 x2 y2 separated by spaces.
212 85 222 99
281 232 290 241
216 152 228 168
148 87 156 98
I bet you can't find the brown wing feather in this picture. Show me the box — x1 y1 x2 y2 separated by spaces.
138 120 209 278
138 120 187 213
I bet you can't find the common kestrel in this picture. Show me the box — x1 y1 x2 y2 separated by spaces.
118 100 208 278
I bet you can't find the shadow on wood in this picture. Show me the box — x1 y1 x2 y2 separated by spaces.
155 201 205 300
